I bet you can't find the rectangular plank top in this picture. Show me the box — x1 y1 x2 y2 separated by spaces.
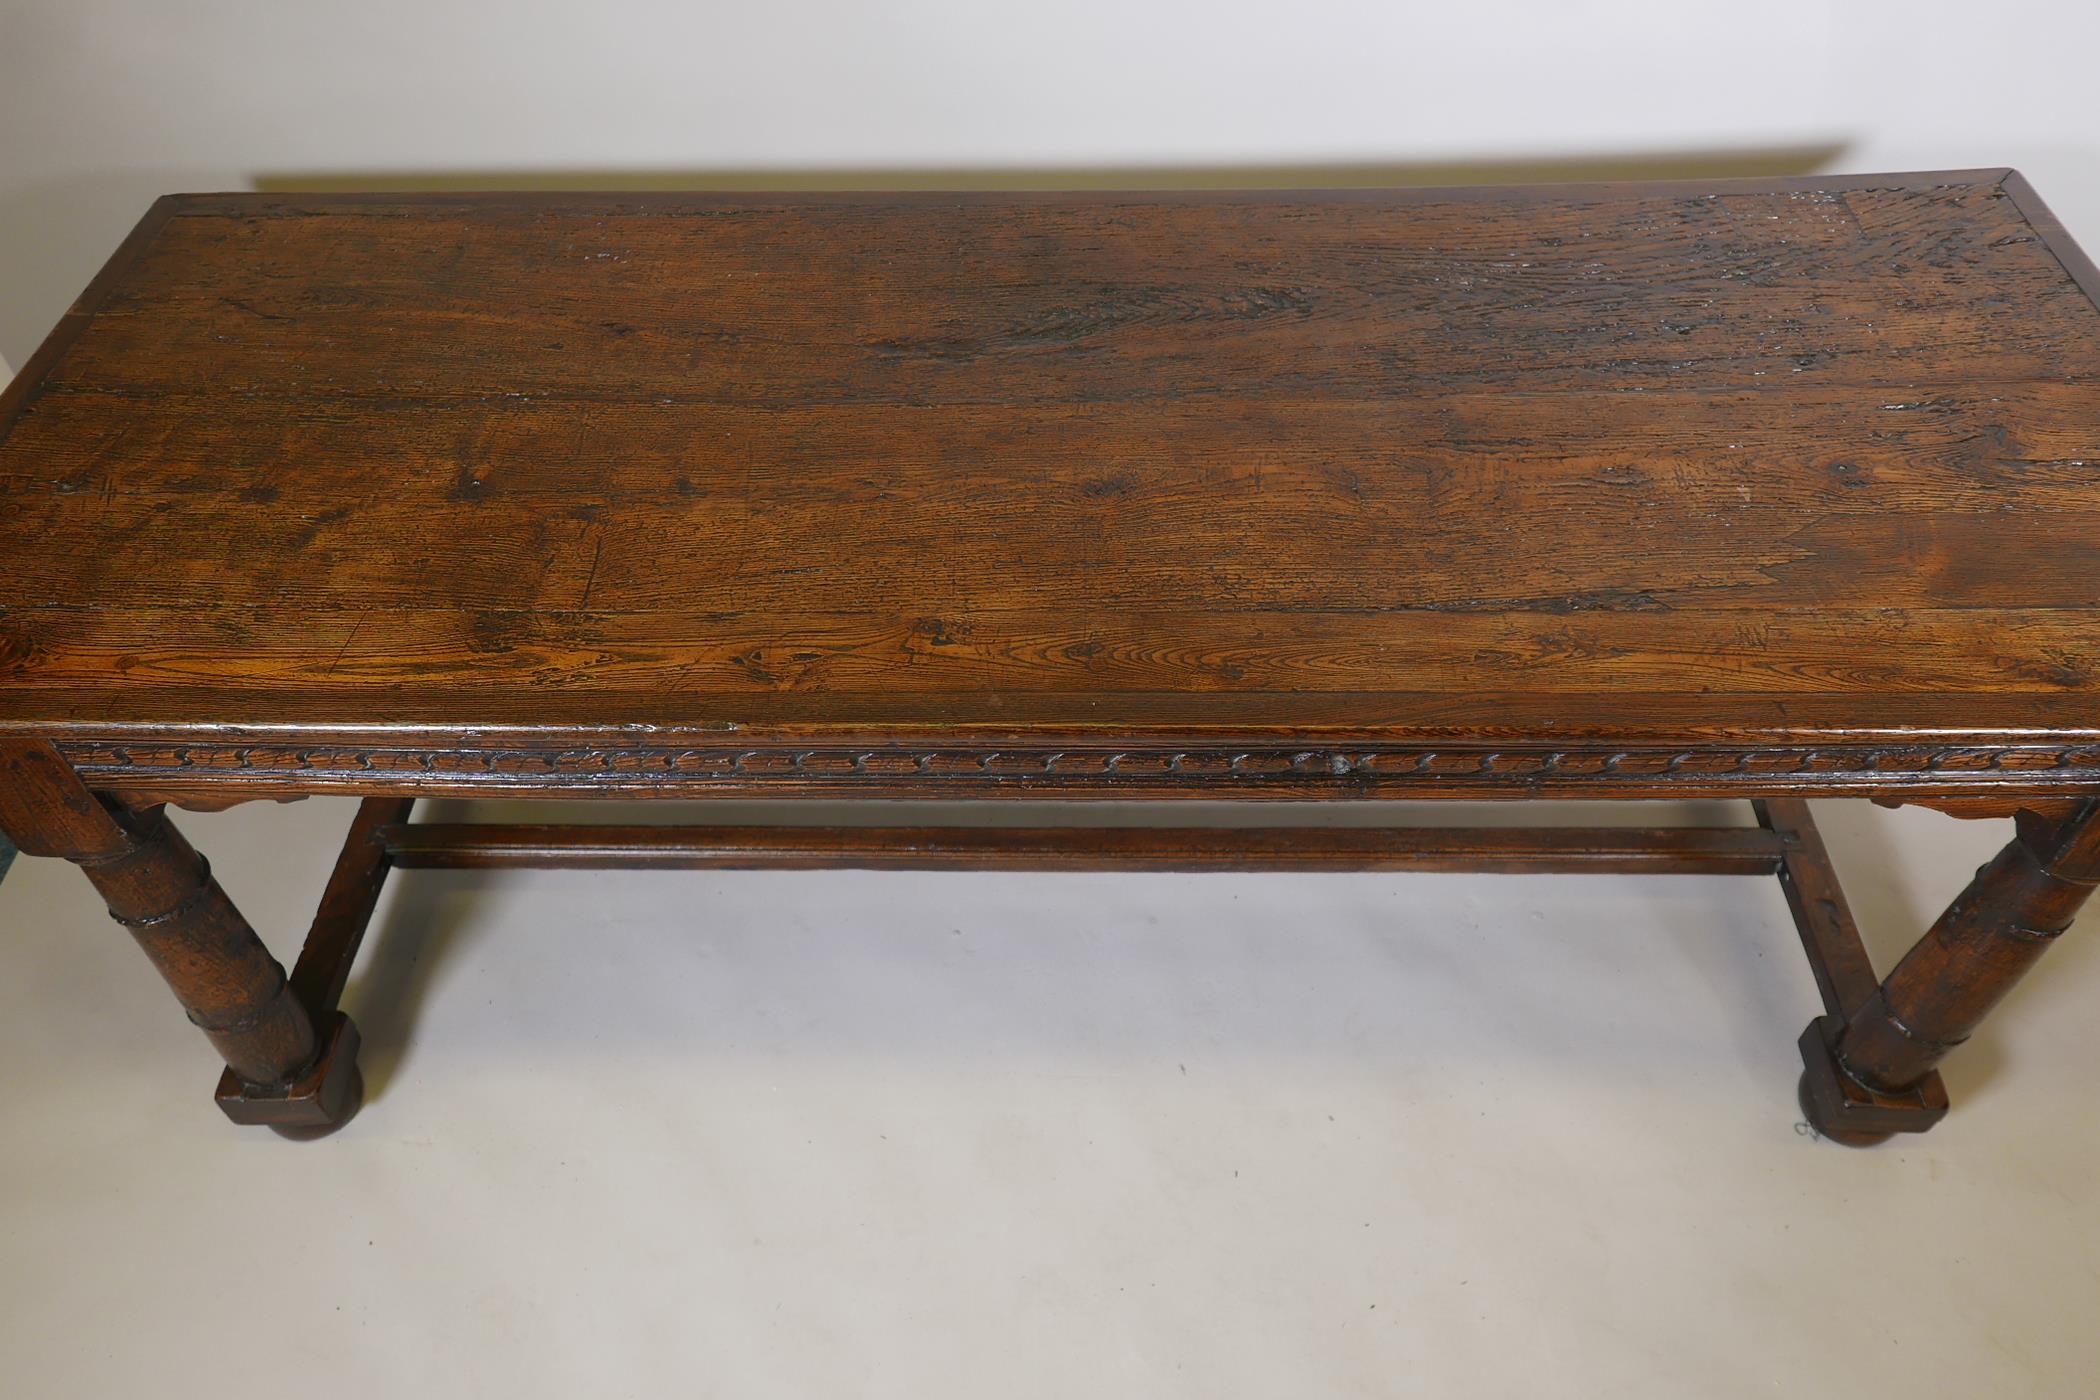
3 170 2100 769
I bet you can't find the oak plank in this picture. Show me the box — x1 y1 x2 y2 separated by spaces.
2 172 2098 757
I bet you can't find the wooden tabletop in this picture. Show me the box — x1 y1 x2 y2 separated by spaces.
2 171 2099 786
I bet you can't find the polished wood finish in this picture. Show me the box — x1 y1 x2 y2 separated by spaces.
1824 801 2100 1125
214 798 411 1135
287 797 415 1016
215 1012 364 1137
1755 798 1883 1018
1793 801 2100 1146
0 739 328 1108
376 819 1790 874
1 171 2097 1140
1873 796 2089 823
3 172 2100 803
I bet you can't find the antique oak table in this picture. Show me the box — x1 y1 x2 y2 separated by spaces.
2 171 2098 1143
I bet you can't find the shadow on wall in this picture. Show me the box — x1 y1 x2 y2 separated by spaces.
249 144 1850 194
0 354 11 889
0 143 1849 396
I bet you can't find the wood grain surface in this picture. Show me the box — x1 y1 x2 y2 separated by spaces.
2 171 2098 796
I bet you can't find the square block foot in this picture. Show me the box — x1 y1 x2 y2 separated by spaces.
1797 1015 1948 1144
215 1012 363 1133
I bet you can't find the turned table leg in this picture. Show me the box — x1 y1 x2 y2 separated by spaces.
0 739 362 1134
1800 798 2100 1145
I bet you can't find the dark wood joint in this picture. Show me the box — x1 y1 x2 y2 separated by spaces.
1797 1015 1949 1146
1803 799 2100 1142
215 1012 364 1137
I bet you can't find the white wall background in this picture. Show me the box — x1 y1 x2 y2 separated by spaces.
3 0 2099 365
5 8 2100 1397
